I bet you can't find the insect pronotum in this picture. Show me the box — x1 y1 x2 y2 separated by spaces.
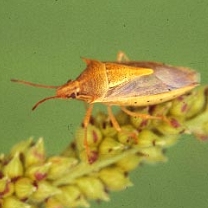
11 52 200 163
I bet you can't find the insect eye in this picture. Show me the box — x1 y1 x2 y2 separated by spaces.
70 92 76 99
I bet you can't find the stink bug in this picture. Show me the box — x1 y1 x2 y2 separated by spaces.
11 52 200 163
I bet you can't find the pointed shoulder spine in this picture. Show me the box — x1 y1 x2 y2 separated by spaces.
81 57 102 65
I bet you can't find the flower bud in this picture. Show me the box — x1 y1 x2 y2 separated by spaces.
99 137 125 158
10 138 33 156
137 129 178 148
2 196 31 208
14 177 36 200
76 176 109 201
116 154 142 171
31 181 60 202
45 197 63 208
55 185 89 208
186 87 207 118
79 147 99 164
141 146 167 163
47 156 78 180
137 130 160 147
117 125 138 145
151 102 172 117
0 177 14 198
169 94 192 117
156 117 185 135
3 153 23 179
187 112 208 141
129 107 151 129
75 125 102 151
24 138 45 167
26 163 51 181
99 167 133 191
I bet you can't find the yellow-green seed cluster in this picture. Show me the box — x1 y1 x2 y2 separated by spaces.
0 86 208 208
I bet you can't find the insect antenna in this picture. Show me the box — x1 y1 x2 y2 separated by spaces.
32 96 59 110
11 79 61 110
11 79 59 89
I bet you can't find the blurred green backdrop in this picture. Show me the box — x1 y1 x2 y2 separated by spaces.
0 1 208 208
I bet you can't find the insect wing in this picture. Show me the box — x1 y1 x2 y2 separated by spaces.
103 62 200 101
106 72 168 98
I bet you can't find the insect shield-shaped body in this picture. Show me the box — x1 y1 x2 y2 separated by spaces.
56 58 199 107
11 54 200 163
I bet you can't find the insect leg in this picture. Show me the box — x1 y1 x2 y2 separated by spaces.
82 104 94 163
107 105 121 131
117 51 130 62
120 106 166 121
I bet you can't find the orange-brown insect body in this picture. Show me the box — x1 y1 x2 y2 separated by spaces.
56 58 199 107
11 53 200 163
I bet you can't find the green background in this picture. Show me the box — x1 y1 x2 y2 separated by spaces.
1 1 208 208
